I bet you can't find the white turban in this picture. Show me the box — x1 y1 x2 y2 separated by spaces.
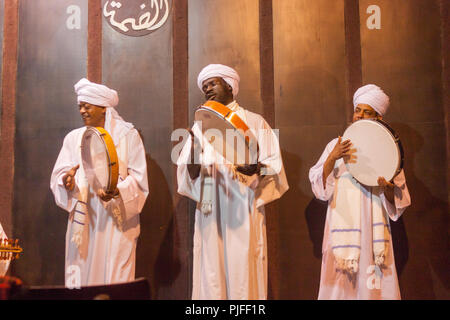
353 84 390 116
74 78 133 143
197 64 240 97
74 78 119 108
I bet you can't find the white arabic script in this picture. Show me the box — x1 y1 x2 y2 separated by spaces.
103 0 170 33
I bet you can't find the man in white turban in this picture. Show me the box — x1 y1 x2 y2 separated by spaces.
50 78 148 287
309 84 411 299
177 64 289 299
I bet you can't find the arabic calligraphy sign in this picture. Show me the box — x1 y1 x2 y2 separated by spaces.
102 0 172 37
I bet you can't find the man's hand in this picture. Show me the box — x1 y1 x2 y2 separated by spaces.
97 188 119 202
62 164 80 191
322 137 356 188
330 136 355 162
377 176 395 203
377 177 394 189
235 163 261 176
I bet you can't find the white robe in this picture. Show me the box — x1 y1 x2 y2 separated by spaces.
309 138 411 299
177 101 289 300
50 123 148 287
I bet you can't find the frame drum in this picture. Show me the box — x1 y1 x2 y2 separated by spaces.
81 127 119 194
342 119 404 186
194 100 258 165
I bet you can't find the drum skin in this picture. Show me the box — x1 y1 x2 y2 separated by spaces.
81 127 119 194
342 119 403 186
194 100 258 165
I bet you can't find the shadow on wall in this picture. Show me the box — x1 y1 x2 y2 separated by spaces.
135 151 181 300
304 198 327 260
392 122 449 299
13 189 68 286
275 150 322 299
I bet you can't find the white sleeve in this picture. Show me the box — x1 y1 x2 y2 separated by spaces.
49 132 80 213
176 130 202 203
309 139 339 202
116 130 149 221
380 169 411 221
254 118 289 208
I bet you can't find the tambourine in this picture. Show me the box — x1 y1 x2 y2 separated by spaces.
194 100 258 165
342 119 404 186
81 127 119 194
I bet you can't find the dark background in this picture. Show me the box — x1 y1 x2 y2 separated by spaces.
0 0 448 299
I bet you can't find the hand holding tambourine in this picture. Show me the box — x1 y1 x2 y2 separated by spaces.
97 188 119 202
329 136 357 164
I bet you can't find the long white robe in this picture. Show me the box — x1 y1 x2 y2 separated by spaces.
177 101 289 300
50 121 148 287
309 138 411 299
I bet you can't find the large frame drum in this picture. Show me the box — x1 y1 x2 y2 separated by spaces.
342 119 404 186
80 126 119 194
194 100 258 165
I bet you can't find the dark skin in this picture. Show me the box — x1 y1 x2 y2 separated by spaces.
187 77 261 179
322 103 395 203
62 102 119 202
201 77 234 105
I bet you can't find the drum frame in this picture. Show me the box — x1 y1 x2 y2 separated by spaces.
196 100 252 145
81 126 119 194
343 118 404 185
194 100 260 165
373 118 404 179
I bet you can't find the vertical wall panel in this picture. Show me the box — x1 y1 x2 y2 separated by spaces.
442 0 450 215
188 0 261 119
343 0 363 122
13 0 87 285
172 0 192 300
102 10 174 299
0 0 18 239
259 0 279 299
0 0 4 134
273 0 348 299
360 0 449 299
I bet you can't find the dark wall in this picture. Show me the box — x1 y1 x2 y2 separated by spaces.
188 0 262 118
12 0 87 285
269 0 449 300
0 0 3 130
2 0 449 299
273 0 349 299
101 7 176 299
359 0 449 299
